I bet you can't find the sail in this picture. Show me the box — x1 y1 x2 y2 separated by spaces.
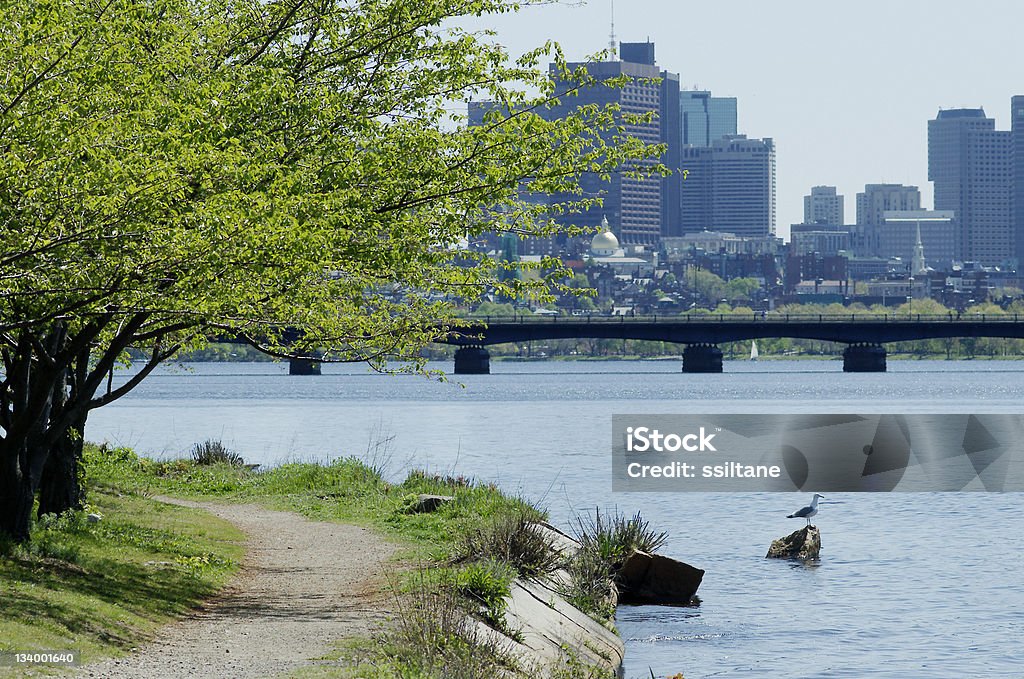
750 340 759 361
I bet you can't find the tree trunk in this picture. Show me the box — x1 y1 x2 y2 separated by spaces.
0 447 36 543
37 424 86 517
38 355 87 518
0 337 63 540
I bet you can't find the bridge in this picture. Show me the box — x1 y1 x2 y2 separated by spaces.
441 313 1024 373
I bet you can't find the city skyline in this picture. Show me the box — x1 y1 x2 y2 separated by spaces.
459 0 1024 239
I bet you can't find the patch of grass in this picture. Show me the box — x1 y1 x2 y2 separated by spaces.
0 490 242 676
455 509 561 578
302 567 522 679
560 508 667 626
546 644 618 679
560 548 617 625
455 559 515 630
87 444 546 564
572 508 668 568
190 439 244 466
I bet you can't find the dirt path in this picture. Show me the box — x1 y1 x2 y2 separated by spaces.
75 499 397 679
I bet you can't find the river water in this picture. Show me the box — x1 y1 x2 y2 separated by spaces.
86 360 1024 678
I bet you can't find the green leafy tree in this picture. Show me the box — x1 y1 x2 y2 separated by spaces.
471 302 517 318
684 265 726 308
723 277 761 302
0 0 660 541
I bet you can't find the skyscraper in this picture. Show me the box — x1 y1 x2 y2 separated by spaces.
679 90 737 147
928 108 1012 266
803 186 844 226
680 135 776 238
502 41 682 247
1013 96 1024 268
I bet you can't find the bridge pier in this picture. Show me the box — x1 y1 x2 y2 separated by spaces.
289 357 322 375
682 344 723 373
843 344 887 372
454 346 490 374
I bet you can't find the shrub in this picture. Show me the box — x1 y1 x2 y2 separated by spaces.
456 509 561 578
189 440 244 467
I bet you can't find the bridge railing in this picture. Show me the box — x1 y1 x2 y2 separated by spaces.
468 313 1021 324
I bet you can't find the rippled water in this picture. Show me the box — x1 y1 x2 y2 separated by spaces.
86 360 1024 678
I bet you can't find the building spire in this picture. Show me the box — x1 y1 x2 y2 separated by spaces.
609 0 617 54
912 219 927 276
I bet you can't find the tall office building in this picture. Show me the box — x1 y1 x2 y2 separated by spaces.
803 186 844 226
854 183 921 257
476 41 681 247
679 90 737 147
856 184 921 226
680 135 776 238
1013 96 1024 268
928 108 1012 266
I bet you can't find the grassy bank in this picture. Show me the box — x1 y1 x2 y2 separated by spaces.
0 444 651 677
0 485 242 676
87 444 542 563
88 444 628 677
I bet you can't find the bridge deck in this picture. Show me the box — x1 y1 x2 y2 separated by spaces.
443 314 1024 346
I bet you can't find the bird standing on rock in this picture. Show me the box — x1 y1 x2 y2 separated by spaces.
787 493 825 526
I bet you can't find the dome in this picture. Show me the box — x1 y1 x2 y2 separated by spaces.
590 216 620 256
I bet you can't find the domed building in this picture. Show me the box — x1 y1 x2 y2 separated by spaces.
590 216 621 257
585 216 650 278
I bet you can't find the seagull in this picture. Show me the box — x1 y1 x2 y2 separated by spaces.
787 493 825 526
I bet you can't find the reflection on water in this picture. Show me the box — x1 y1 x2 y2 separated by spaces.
86 360 1024 678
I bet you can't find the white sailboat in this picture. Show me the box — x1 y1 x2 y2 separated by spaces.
750 340 759 361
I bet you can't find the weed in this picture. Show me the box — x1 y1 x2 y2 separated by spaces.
405 469 474 489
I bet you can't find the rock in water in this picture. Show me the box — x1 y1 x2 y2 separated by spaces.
766 526 821 560
616 551 704 605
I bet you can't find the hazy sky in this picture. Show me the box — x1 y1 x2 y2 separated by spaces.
462 0 1023 240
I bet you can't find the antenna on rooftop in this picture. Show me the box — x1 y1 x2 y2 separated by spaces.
609 0 617 54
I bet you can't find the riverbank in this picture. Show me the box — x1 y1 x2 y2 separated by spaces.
2 444 644 678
